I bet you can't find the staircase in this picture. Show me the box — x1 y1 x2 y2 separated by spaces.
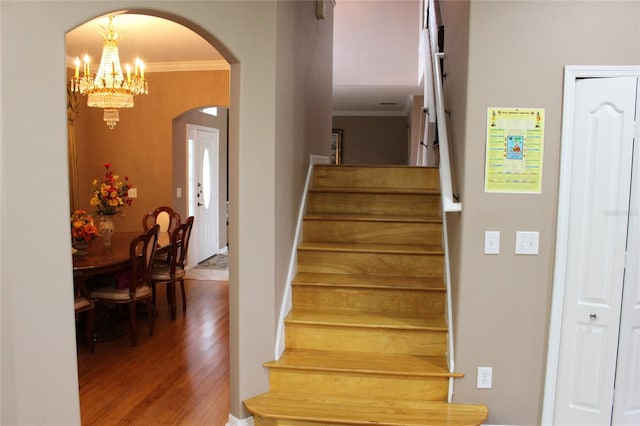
244 165 488 425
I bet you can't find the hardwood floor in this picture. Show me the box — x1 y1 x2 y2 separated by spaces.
77 279 229 425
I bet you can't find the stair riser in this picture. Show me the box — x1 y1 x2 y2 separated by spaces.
285 324 447 356
297 251 444 278
313 166 440 191
303 220 443 245
253 417 374 426
292 287 445 316
269 370 448 402
306 192 441 217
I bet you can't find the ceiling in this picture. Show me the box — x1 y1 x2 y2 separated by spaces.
66 3 421 117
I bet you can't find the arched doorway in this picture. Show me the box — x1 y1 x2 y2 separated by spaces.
66 12 233 423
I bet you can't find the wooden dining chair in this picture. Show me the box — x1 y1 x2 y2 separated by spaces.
142 206 181 233
74 294 95 353
91 225 159 346
151 216 194 320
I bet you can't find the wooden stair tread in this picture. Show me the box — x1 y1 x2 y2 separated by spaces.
265 349 461 378
298 242 444 255
286 310 447 330
304 213 442 223
292 272 446 291
309 186 440 196
244 392 488 426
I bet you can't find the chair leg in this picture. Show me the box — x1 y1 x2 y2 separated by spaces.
129 302 137 346
180 279 187 313
147 298 154 336
169 281 177 320
86 308 95 353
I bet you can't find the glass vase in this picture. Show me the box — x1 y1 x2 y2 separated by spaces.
99 215 115 247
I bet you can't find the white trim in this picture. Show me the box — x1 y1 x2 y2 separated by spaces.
226 413 254 426
541 65 640 425
442 211 456 403
274 155 329 359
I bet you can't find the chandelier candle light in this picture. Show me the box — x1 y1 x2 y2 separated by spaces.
70 16 148 129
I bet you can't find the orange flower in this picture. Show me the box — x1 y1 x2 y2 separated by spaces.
70 210 98 243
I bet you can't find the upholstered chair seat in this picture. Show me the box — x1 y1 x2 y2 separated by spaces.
91 285 152 301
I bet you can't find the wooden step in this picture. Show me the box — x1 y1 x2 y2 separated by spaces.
297 243 444 278
292 272 446 291
303 215 443 245
266 349 457 378
266 350 455 401
292 285 445 316
286 310 447 330
285 310 447 356
244 392 488 426
312 165 440 192
306 190 441 217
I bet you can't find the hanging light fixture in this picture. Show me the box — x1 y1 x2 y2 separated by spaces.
70 16 148 129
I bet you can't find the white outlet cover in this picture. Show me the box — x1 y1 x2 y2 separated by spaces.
477 366 492 389
515 231 539 255
484 231 500 255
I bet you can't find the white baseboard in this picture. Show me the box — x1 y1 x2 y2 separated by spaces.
226 413 254 426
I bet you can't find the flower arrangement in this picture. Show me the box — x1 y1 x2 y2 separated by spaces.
70 209 98 244
90 163 133 216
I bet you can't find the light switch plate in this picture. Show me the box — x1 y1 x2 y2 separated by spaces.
128 188 137 198
484 231 500 254
515 231 539 255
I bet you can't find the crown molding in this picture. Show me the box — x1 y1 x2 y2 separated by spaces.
147 60 230 72
65 57 229 73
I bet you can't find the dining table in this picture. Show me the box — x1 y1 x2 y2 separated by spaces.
73 231 171 278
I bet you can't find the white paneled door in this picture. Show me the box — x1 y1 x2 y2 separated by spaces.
187 124 220 265
553 76 639 425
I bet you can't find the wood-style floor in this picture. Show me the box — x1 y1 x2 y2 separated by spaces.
76 279 229 425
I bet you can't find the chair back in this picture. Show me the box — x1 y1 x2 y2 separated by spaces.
130 225 159 294
142 206 181 233
169 216 195 274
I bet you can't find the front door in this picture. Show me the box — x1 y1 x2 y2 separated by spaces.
187 124 220 264
553 76 638 425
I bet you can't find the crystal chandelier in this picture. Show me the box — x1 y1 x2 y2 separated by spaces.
70 16 148 129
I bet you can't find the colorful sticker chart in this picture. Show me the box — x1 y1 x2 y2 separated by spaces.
484 107 545 193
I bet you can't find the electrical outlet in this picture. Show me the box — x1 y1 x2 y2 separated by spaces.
128 188 138 198
515 231 539 255
484 231 500 254
477 367 492 389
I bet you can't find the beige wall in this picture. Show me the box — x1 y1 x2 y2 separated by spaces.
332 115 408 164
73 70 230 232
274 0 335 347
0 1 333 424
442 1 640 424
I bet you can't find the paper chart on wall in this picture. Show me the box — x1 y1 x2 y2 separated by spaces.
484 107 545 193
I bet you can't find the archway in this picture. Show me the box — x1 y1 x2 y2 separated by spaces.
66 10 235 423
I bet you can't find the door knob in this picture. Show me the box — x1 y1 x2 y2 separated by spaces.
589 313 597 320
